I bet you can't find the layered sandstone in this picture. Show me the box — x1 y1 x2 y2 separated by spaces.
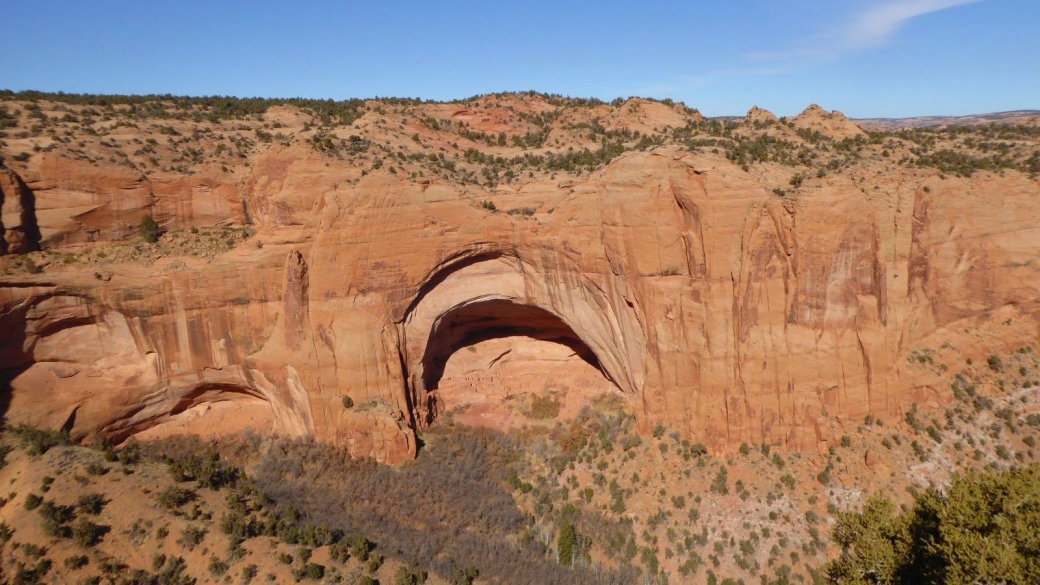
1 95 1038 463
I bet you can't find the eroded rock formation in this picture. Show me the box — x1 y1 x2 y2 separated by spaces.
2 97 1039 463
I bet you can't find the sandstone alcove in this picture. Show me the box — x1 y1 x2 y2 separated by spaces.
125 383 280 442
419 299 620 428
398 250 644 429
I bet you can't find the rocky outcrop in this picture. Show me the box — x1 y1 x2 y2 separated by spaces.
745 106 779 126
2 105 1039 463
790 104 866 140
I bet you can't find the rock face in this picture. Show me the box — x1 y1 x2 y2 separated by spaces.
2 98 1039 464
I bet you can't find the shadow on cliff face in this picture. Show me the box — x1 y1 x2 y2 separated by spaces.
0 164 42 254
420 299 615 422
0 365 27 431
421 299 609 394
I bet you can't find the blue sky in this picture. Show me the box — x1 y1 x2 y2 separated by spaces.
1 0 1035 117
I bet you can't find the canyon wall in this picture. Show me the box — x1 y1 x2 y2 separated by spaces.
3 141 1039 463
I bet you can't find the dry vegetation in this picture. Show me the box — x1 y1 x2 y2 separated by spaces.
1 90 1036 198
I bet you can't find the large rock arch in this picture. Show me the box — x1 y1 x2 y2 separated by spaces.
397 247 645 427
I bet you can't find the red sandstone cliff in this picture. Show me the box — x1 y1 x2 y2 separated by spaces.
1 96 1038 463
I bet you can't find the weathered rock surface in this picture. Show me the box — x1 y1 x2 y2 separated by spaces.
791 104 866 140
1 98 1039 464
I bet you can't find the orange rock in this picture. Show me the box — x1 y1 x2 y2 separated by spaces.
2 100 1039 464
790 103 866 140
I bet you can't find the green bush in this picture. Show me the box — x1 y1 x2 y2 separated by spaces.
529 395 561 419
208 555 229 576
710 466 729 495
825 465 1040 583
9 425 69 456
24 493 43 510
64 555 89 570
178 524 207 551
157 485 195 511
139 214 161 243
72 518 109 547
76 493 106 515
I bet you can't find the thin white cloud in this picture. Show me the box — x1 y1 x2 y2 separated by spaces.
748 0 985 67
628 0 986 105
847 0 985 49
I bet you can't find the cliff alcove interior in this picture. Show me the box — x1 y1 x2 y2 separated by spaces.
397 250 637 432
418 299 620 428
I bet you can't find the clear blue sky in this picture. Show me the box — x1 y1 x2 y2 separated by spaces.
1 0 1036 117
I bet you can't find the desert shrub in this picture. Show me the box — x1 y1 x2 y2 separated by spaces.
124 555 195 585
394 566 428 585
21 543 46 558
24 492 44 510
905 405 924 432
9 425 69 456
0 444 12 470
157 485 196 511
451 564 480 585
529 395 561 419
85 462 107 476
620 435 643 452
139 214 161 243
167 447 238 489
825 465 1040 583
295 562 326 581
926 425 943 444
817 467 832 486
75 493 106 515
710 466 729 495
11 558 52 583
72 518 109 547
178 524 207 551
64 554 89 570
208 555 229 576
911 440 928 461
